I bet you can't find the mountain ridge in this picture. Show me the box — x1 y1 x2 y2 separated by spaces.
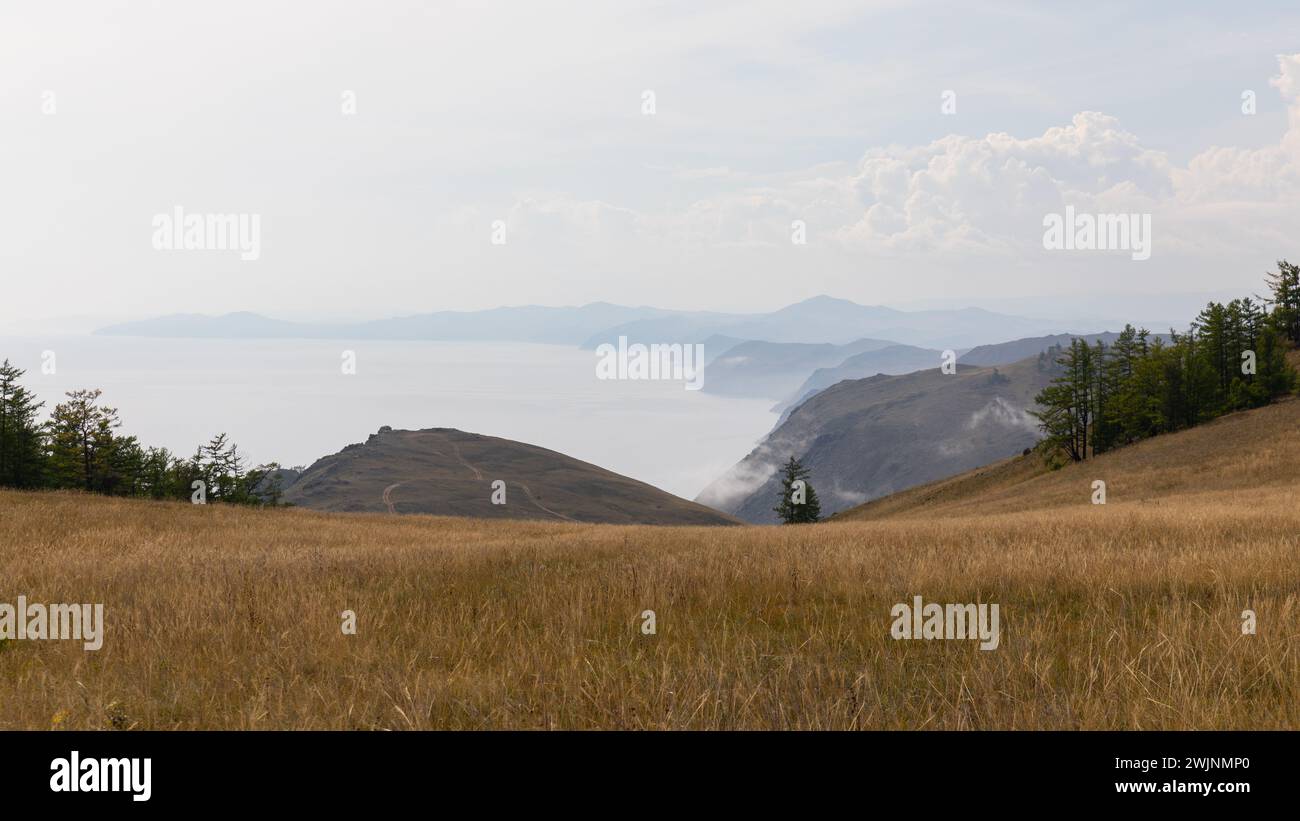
95 298 1068 350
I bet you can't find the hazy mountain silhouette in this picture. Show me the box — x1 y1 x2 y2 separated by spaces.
957 332 1124 367
583 296 1066 349
700 338 899 399
96 303 672 345
773 343 947 414
97 297 1063 350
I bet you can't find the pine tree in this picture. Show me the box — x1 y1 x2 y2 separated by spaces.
103 434 145 496
46 389 121 491
1090 339 1114 454
0 359 47 488
1256 325 1297 399
1032 275 1298 469
773 455 821 524
1102 325 1146 447
1263 259 1300 342
1032 338 1094 461
1193 302 1231 407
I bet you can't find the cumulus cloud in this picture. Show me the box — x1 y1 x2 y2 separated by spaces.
490 54 1300 265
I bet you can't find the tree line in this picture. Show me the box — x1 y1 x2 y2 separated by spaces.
0 372 283 505
1034 262 1300 464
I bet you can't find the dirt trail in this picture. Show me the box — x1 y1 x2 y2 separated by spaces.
382 483 402 514
382 434 570 521
516 481 573 521
438 434 483 480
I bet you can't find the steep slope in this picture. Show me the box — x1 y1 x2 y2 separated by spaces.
283 427 739 525
700 337 898 399
696 355 1057 523
833 396 1300 521
775 343 944 413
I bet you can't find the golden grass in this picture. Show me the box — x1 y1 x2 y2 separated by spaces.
838 396 1300 521
1 454 1296 729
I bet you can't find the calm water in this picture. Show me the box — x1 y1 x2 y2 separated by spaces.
0 336 774 500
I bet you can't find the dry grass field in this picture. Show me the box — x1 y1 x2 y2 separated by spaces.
0 400 1297 730
837 395 1300 521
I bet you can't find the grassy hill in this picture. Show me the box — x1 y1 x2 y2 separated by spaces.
2 393 1296 729
282 427 739 526
834 396 1300 521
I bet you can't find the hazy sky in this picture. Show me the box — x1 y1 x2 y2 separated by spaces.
5 1 1300 328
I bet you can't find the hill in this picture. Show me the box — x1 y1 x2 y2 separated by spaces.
833 396 1300 522
281 427 738 526
774 343 945 413
699 337 899 400
771 332 1164 422
697 354 1056 523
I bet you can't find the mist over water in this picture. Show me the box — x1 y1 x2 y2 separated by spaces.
0 336 776 500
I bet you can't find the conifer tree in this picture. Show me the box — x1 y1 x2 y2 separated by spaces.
1264 259 1300 342
1033 338 1094 461
0 359 46 488
773 455 821 524
47 389 120 492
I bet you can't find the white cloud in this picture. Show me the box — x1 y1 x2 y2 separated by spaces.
6 4 1300 323
493 54 1300 266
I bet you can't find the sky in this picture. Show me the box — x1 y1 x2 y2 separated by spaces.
4 1 1300 329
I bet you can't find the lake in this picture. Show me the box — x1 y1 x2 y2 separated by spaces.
0 336 776 500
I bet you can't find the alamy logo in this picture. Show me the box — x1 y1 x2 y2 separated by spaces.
0 596 104 650
152 206 261 261
595 336 704 390
1042 206 1151 260
50 751 151 802
890 596 1000 650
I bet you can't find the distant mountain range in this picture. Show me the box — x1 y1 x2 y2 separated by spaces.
94 296 1075 351
93 304 668 345
580 296 1067 350
281 426 740 526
